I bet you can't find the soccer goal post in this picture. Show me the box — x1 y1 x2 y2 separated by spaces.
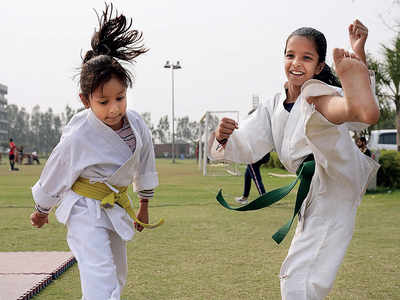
198 110 240 176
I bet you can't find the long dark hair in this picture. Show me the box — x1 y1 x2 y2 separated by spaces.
285 27 341 88
79 3 148 99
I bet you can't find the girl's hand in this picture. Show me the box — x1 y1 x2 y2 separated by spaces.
349 19 368 65
30 211 49 228
215 118 238 143
135 200 149 232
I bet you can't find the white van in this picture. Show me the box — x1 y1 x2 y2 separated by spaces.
368 129 397 151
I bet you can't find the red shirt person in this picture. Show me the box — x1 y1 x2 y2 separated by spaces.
9 138 17 170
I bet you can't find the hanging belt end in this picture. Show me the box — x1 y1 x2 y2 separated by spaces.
272 230 287 245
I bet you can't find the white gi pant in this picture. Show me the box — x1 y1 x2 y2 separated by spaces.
279 174 358 300
66 199 128 300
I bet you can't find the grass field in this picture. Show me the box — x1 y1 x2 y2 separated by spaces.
0 159 399 300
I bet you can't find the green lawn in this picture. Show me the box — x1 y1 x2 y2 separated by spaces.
0 159 399 300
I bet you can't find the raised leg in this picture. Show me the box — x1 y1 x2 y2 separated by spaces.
333 48 379 124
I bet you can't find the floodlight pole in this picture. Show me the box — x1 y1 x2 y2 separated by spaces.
164 60 182 164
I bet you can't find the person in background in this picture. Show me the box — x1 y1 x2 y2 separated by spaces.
32 150 40 164
9 138 17 171
18 145 24 164
235 107 271 204
356 136 371 157
235 152 270 204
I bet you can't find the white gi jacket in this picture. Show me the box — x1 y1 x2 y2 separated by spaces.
32 109 158 241
209 78 380 300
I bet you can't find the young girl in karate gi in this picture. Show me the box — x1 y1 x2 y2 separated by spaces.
30 4 158 300
210 20 380 300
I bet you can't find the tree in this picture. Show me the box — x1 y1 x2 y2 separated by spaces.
140 112 151 128
141 112 157 138
207 115 220 133
6 104 30 148
5 104 67 155
176 116 199 144
175 116 190 142
39 108 60 154
52 115 62 149
187 120 200 144
374 35 400 150
367 54 396 132
61 104 76 125
30 105 41 152
5 104 17 140
155 115 170 144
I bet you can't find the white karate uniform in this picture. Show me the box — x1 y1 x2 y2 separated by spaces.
32 109 158 300
209 78 380 300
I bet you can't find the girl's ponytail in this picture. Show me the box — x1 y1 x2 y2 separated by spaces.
79 3 148 98
314 64 341 88
90 4 148 62
83 50 96 64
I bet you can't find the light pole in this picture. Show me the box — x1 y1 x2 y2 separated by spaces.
164 60 182 163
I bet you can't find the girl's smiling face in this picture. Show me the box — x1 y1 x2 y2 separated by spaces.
80 76 127 130
284 35 325 87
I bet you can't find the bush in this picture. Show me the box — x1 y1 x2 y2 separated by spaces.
377 150 400 188
265 152 285 169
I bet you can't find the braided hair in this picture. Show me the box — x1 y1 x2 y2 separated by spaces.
79 3 148 99
285 27 341 88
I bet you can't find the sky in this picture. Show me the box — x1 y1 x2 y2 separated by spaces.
1 0 399 125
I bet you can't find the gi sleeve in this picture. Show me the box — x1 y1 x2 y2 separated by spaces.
208 103 275 164
132 118 159 193
301 80 380 200
31 137 81 210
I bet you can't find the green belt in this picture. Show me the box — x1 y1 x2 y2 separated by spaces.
216 160 315 244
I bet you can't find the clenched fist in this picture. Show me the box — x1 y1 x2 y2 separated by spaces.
30 211 49 228
215 117 238 143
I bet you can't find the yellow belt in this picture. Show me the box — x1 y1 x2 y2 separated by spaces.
71 177 164 229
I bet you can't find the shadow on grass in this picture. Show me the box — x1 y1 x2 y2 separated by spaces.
366 187 399 195
0 201 294 209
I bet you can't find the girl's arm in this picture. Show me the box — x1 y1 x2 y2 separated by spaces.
308 20 378 125
308 49 379 125
211 103 275 164
135 198 149 232
132 114 159 193
30 137 80 228
131 112 158 231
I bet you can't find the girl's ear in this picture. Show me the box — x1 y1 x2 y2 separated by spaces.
315 62 325 75
79 93 91 109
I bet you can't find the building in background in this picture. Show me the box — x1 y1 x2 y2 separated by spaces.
0 83 8 152
252 94 260 110
154 142 191 159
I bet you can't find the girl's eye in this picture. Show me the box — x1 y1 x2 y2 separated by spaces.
99 101 108 105
304 56 312 60
117 96 125 101
286 54 294 58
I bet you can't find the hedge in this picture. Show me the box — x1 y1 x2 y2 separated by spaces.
264 152 285 169
264 150 400 189
377 150 400 189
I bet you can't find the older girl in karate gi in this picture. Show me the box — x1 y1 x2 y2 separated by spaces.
30 5 158 300
210 20 380 300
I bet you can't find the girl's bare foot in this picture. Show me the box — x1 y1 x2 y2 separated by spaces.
333 48 379 124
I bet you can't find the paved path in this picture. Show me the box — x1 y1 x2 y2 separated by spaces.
268 172 296 178
0 252 75 300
